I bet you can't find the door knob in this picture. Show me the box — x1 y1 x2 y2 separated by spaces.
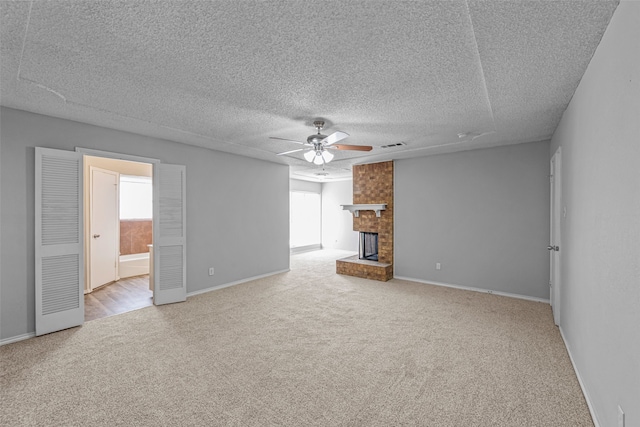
547 245 559 251
93 234 101 239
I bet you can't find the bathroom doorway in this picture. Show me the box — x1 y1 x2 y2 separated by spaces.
84 155 153 321
35 146 186 335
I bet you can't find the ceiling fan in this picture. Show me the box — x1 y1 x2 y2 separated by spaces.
270 120 372 166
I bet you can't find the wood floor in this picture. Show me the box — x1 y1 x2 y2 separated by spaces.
85 275 153 322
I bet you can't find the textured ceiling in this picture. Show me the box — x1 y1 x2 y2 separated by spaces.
1 1 618 181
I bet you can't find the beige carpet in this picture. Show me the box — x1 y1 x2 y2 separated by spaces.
1 250 592 426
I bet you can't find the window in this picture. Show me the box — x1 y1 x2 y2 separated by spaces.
290 191 321 248
120 175 152 219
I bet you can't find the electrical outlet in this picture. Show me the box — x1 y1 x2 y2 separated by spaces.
618 405 625 427
436 262 441 270
208 267 214 276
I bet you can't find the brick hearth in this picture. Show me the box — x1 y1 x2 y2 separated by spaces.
336 255 393 281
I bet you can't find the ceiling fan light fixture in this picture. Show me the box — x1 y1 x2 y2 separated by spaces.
272 119 369 165
321 150 334 163
304 150 316 162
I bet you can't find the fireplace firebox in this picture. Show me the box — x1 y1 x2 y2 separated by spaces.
359 232 379 261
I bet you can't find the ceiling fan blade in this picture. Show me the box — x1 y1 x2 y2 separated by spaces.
277 148 305 156
321 131 349 146
329 144 373 152
269 136 308 145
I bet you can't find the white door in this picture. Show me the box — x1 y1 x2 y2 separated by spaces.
153 163 187 305
90 167 119 290
549 148 562 326
35 147 84 336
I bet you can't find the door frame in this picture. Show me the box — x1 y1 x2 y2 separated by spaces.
76 148 160 300
88 166 120 291
550 147 562 326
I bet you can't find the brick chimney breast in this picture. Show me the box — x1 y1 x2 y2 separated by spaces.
337 161 393 281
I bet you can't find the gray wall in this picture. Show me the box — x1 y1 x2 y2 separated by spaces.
321 180 358 251
395 141 550 300
0 107 290 341
550 2 640 425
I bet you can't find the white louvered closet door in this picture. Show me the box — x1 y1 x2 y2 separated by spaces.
35 148 84 336
153 163 187 305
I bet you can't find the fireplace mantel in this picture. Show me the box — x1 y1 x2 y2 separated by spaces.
341 204 386 218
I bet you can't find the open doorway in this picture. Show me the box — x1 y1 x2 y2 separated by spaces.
290 191 322 254
35 147 186 335
83 155 153 321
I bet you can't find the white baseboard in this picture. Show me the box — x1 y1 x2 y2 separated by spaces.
0 332 36 346
290 244 322 255
393 276 550 304
559 327 601 427
187 268 290 298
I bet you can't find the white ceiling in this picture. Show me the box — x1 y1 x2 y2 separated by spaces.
1 1 618 181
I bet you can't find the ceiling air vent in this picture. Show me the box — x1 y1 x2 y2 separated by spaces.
380 142 407 149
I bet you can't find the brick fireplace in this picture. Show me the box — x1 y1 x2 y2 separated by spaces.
336 161 393 281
